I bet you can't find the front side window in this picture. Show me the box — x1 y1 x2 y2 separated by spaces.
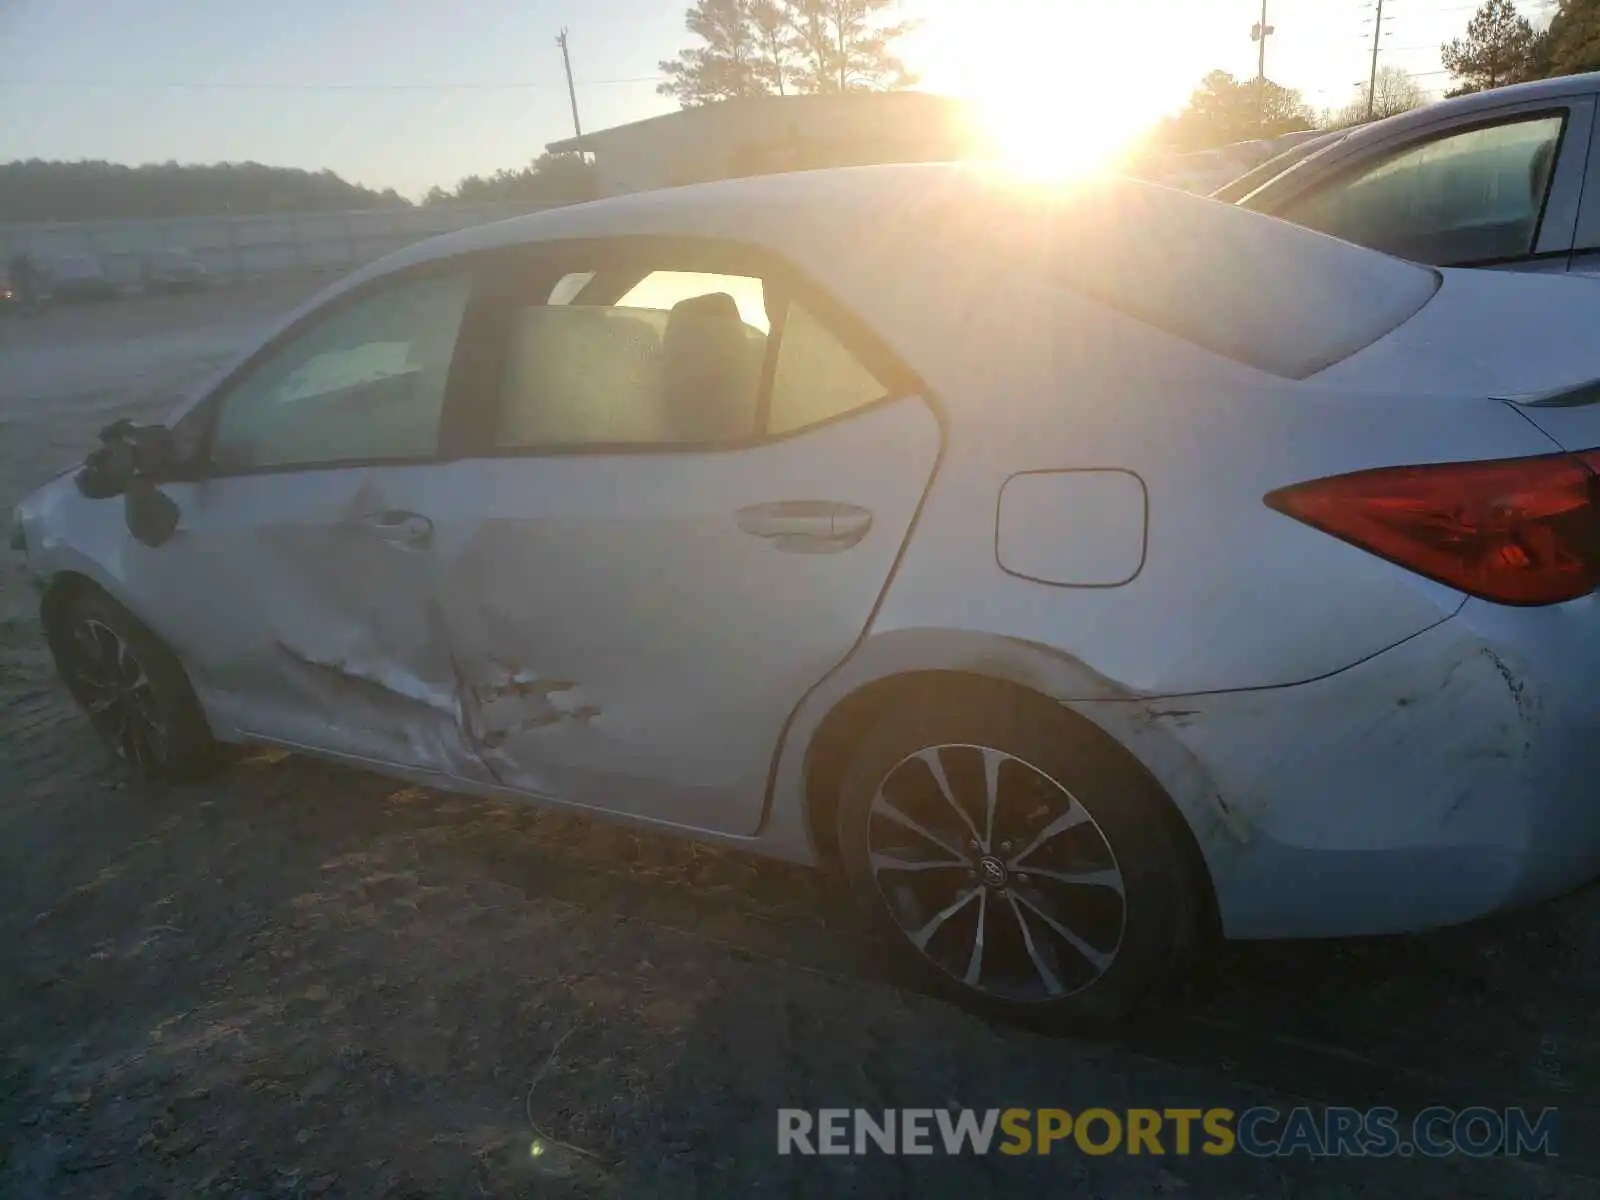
211 271 472 471
1282 115 1565 264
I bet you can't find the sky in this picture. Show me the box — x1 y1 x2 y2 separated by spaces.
0 0 1558 199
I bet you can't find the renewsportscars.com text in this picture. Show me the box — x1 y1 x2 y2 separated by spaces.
776 1106 1559 1159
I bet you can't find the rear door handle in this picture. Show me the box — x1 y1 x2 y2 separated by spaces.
735 501 872 552
355 509 433 548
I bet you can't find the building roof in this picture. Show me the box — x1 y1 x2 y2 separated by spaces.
546 90 978 155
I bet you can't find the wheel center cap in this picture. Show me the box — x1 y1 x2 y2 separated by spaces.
976 855 1009 888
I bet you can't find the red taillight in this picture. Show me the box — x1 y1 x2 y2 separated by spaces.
1265 451 1600 606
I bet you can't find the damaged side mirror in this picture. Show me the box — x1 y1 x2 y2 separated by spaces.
75 419 185 548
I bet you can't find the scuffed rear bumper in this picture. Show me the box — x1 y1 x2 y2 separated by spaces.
1144 598 1600 940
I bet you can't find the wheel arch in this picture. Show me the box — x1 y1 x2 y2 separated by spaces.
797 664 1222 944
38 568 119 656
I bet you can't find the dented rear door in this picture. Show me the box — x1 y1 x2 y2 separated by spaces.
423 395 941 835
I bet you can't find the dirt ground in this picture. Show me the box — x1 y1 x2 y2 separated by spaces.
2 286 1598 1198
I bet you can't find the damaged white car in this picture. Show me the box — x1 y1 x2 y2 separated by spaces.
14 164 1600 1023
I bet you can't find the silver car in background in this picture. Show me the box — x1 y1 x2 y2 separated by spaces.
1234 71 1600 274
142 248 210 293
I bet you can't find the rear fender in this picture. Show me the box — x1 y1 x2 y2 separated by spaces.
757 628 1236 872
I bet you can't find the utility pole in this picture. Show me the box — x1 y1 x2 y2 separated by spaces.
1251 0 1275 133
1366 0 1386 122
557 28 583 141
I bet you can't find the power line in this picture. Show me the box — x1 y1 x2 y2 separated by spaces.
1252 0 1276 132
1367 0 1389 119
556 28 584 139
0 76 666 91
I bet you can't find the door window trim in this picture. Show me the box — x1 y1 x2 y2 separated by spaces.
450 235 925 461
1268 103 1592 266
1567 98 1600 251
186 255 496 480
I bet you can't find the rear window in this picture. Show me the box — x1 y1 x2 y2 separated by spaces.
954 173 1440 380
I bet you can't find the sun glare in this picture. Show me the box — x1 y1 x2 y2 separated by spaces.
909 7 1199 184
973 88 1148 182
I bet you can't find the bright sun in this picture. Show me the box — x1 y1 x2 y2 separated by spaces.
972 88 1152 181
907 6 1198 183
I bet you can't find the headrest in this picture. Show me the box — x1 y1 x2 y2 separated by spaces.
661 292 759 441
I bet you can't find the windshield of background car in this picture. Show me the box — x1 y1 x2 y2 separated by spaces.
1211 131 1344 203
948 172 1441 380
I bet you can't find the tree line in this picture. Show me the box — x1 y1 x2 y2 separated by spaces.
420 153 595 207
0 153 597 224
9 1 1590 222
1152 64 1429 154
657 0 916 105
1441 0 1600 95
0 160 410 224
1140 0 1600 156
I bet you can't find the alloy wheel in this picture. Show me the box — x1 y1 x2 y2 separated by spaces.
65 618 167 768
867 743 1127 1002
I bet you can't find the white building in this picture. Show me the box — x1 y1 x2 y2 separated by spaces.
547 92 983 198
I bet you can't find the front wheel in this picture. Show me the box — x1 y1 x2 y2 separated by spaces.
48 588 226 782
835 684 1200 1026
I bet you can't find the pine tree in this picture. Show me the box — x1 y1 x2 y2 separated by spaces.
1441 0 1537 94
658 0 917 108
658 0 768 106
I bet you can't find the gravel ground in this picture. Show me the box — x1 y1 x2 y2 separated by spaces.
1 286 1598 1198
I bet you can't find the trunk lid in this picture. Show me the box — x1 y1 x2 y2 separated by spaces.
1313 266 1600 451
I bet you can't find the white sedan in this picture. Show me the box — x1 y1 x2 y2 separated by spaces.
13 164 1600 1023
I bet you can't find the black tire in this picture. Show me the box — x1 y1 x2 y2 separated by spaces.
48 587 226 782
835 681 1199 1027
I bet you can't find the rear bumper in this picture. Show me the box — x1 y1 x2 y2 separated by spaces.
1146 598 1600 940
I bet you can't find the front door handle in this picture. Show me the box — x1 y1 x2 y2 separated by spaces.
735 501 873 552
355 509 433 548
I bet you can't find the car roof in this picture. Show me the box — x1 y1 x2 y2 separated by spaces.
357 164 978 277
352 160 1403 284
1231 73 1600 209
1327 70 1600 152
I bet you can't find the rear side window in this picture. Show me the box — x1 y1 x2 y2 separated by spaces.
491 263 898 450
1280 115 1565 265
956 175 1442 380
494 270 767 448
768 301 890 434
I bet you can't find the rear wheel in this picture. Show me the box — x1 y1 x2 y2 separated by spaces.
49 588 225 782
835 684 1198 1025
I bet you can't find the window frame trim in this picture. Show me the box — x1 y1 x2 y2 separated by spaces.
1269 103 1591 267
457 234 925 461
